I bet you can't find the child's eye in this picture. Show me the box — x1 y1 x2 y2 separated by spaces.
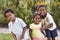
36 18 40 19
9 14 12 16
40 9 44 11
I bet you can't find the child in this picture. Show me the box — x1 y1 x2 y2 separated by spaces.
37 5 58 40
29 13 44 40
4 9 29 40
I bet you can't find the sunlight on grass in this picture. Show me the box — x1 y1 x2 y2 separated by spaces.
0 33 13 40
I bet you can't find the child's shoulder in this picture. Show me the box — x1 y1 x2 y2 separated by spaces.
47 13 52 17
30 23 34 26
8 21 12 26
30 23 36 27
30 23 35 29
16 17 23 21
8 17 22 25
30 23 33 26
16 17 21 20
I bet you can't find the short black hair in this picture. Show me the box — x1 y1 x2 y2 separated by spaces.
37 5 46 9
4 9 14 17
33 13 41 19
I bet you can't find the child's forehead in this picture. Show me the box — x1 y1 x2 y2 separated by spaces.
34 15 40 18
38 7 45 9
6 12 14 15
38 5 46 9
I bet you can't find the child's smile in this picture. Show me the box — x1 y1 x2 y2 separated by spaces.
34 15 41 24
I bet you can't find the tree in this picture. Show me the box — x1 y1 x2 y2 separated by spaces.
0 0 34 27
0 0 60 28
50 0 60 29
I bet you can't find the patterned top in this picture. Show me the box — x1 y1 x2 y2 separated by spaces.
30 22 44 38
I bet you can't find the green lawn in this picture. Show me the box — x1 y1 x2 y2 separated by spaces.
0 33 13 40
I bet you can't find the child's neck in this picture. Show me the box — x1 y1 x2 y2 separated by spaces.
34 22 39 25
12 17 16 23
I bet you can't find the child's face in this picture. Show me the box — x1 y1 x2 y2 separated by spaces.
5 12 15 21
33 15 41 24
38 7 46 16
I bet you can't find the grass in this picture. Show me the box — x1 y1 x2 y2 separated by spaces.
0 33 13 40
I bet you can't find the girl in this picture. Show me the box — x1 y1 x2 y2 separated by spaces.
29 13 44 40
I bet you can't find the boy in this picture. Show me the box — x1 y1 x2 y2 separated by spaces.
4 9 28 40
37 5 58 40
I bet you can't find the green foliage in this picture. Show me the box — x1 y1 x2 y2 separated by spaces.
0 0 34 27
50 0 60 28
0 0 60 28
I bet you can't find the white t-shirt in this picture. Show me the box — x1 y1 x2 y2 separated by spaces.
43 13 57 31
8 17 27 35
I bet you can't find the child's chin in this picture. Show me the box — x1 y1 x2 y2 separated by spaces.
36 22 39 24
10 19 13 21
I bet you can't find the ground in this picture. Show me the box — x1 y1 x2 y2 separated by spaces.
0 28 60 40
0 33 13 40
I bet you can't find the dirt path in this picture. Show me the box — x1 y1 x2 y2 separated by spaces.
0 28 10 34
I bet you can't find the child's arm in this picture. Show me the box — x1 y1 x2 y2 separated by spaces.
11 32 17 40
41 30 46 37
42 21 53 30
43 23 53 30
29 28 33 40
47 23 53 28
20 27 27 40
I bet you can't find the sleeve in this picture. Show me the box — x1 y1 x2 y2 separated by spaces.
19 18 27 28
30 24 33 29
8 23 12 33
30 24 32 29
47 14 54 23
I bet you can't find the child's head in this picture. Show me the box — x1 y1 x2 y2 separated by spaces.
37 5 46 16
33 13 41 24
4 9 15 21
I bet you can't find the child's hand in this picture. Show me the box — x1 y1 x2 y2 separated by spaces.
40 27 45 31
20 35 24 40
40 27 42 30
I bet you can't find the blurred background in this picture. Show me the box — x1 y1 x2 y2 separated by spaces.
0 0 60 40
